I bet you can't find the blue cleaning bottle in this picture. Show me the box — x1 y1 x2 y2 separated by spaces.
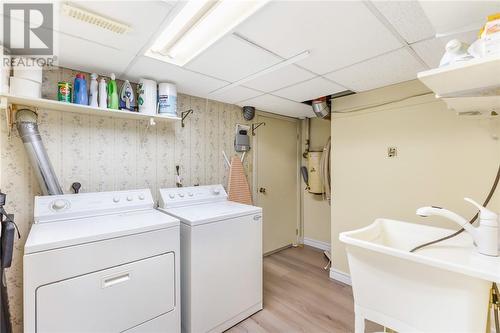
73 73 88 105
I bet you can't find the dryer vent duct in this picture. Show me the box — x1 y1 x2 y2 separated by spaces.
311 99 329 118
16 109 63 195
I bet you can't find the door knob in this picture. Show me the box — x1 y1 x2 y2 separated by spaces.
259 187 266 194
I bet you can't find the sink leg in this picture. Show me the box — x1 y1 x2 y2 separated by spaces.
355 312 365 333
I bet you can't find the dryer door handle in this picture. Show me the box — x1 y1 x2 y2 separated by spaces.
102 272 131 288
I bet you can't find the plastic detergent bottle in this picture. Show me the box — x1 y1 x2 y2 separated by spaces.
107 73 119 109
73 73 88 105
98 77 107 108
89 73 98 107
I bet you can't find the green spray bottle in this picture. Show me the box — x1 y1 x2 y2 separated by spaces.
107 73 119 109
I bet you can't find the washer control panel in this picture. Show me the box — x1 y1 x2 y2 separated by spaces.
34 189 154 223
159 184 227 208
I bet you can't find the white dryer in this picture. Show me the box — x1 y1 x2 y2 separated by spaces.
24 189 180 333
158 185 263 333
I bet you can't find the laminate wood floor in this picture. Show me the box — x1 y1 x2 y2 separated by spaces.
227 245 382 333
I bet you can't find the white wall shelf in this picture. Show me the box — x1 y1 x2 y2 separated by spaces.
417 54 500 116
418 54 500 97
0 93 181 122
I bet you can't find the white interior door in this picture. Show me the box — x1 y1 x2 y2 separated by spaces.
255 115 299 254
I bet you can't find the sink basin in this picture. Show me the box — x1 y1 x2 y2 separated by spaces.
340 218 500 333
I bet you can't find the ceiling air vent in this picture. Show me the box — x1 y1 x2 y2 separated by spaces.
62 3 131 34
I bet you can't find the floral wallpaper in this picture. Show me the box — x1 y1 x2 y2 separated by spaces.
0 67 253 332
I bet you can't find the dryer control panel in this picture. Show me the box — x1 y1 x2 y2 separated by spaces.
159 184 227 209
34 189 154 223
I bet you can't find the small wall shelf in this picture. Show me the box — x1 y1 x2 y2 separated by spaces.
417 54 500 116
418 54 500 97
0 93 181 123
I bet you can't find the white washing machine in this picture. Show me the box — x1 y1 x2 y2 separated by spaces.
24 189 181 333
158 185 263 333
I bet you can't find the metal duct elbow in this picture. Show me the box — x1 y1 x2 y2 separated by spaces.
15 109 63 195
311 99 329 118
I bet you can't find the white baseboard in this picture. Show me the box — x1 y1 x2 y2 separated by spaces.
302 237 331 251
329 268 351 286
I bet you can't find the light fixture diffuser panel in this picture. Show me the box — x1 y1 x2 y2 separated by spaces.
146 0 270 66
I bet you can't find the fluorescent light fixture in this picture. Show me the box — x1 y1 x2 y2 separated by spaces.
146 0 269 66
210 50 311 95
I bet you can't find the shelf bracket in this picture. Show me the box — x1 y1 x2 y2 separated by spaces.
181 109 193 128
251 122 265 136
0 97 14 137
1 98 40 137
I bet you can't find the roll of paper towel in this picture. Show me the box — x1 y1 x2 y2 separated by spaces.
137 78 157 115
12 57 43 83
10 77 41 98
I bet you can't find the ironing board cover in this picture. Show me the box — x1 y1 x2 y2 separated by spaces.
227 156 253 205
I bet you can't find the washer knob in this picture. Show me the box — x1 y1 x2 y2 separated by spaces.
188 192 194 197
169 193 175 199
213 188 220 195
138 194 145 200
113 197 120 203
178 193 185 198
126 196 133 201
52 200 68 211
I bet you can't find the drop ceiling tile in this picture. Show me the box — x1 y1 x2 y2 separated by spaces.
58 1 174 55
125 56 227 98
235 1 402 75
185 35 281 82
419 1 500 35
238 94 313 118
326 48 426 92
209 86 263 104
243 65 315 92
56 32 135 75
273 77 346 103
411 30 478 69
372 1 435 43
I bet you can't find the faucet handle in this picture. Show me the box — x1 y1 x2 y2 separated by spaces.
464 197 498 222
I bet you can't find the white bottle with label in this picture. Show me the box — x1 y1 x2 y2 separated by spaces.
89 73 98 107
98 77 107 109
158 82 177 116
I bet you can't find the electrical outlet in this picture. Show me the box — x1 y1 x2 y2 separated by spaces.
387 147 397 158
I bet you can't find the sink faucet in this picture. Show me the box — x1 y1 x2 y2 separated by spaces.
416 198 499 257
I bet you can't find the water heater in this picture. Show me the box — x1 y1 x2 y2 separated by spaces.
307 151 323 194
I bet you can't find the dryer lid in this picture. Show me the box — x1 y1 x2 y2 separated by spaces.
25 209 179 254
159 201 261 226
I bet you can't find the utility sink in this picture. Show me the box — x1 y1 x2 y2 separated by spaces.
340 219 500 333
